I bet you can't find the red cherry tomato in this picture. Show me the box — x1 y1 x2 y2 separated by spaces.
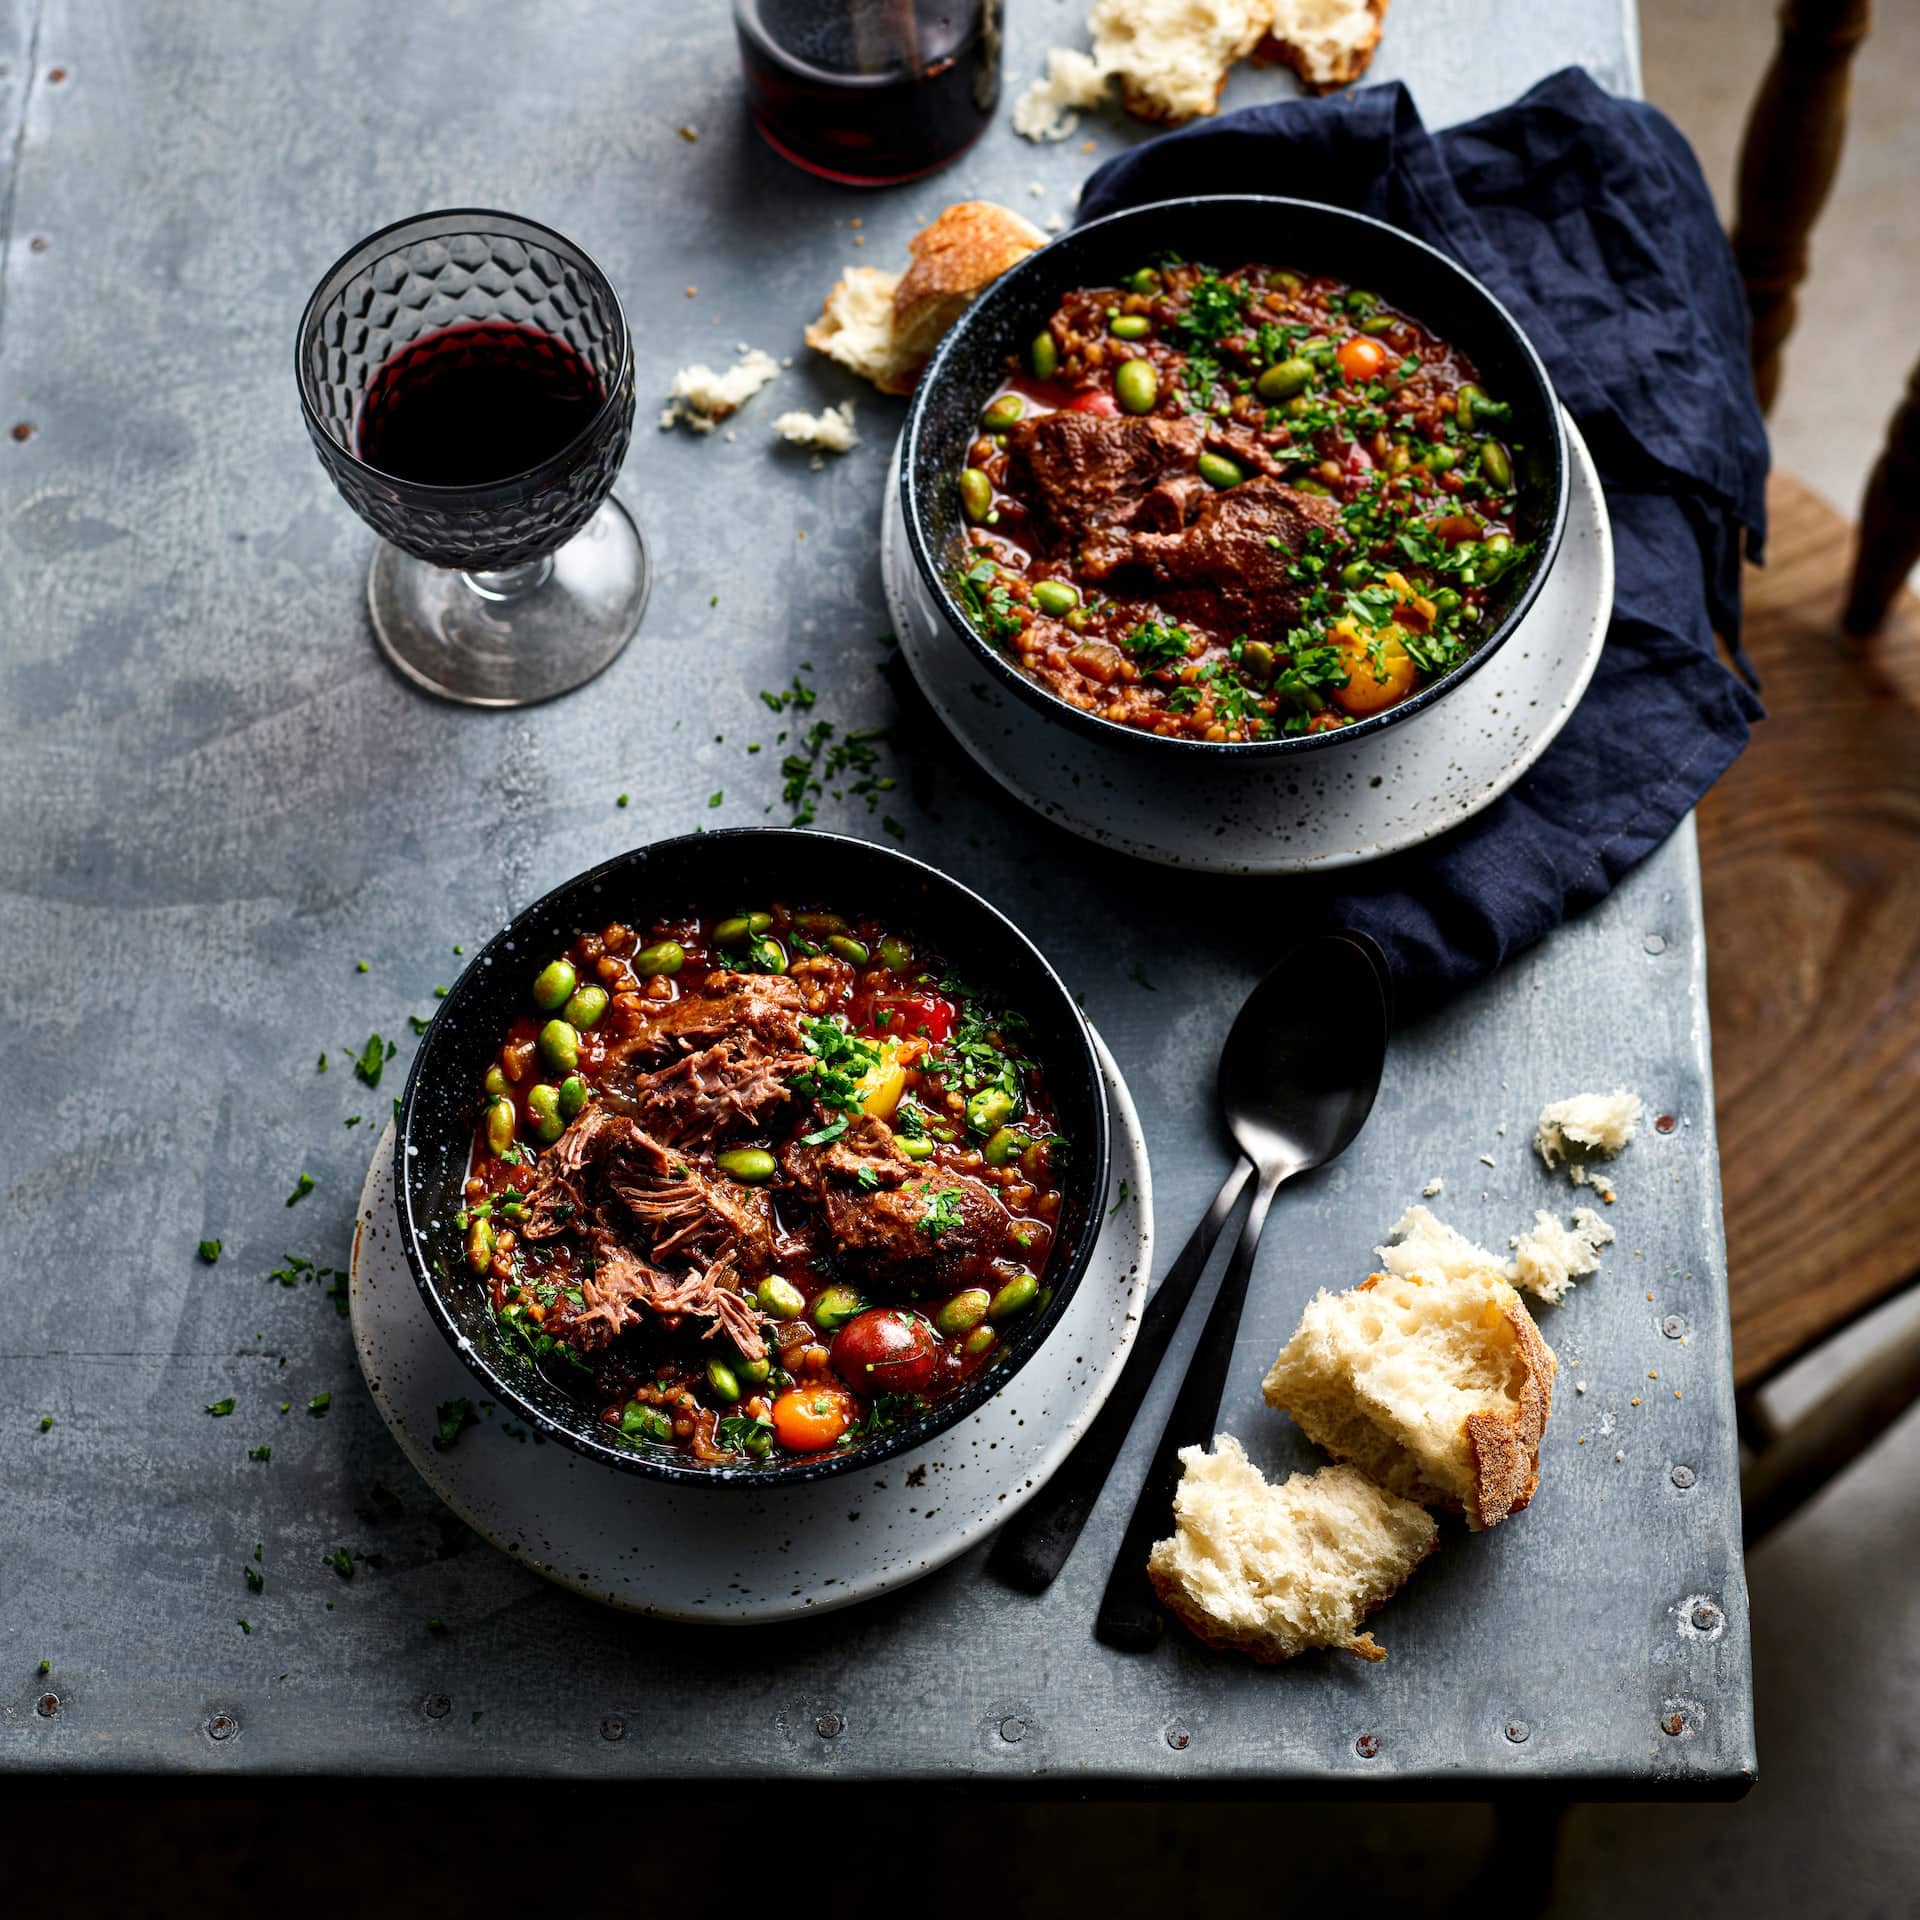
1336 335 1390 383
865 991 956 1044
1069 388 1120 415
832 1309 938 1394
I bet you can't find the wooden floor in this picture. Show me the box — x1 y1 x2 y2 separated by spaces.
1701 475 1920 1388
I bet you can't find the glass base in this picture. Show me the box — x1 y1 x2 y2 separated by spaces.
367 497 648 707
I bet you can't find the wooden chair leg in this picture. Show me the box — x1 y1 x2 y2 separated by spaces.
1844 357 1920 637
1730 0 1872 414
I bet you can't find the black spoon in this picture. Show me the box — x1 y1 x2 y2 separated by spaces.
1093 930 1391 1652
986 929 1389 1598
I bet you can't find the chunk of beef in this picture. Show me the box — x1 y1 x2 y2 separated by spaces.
606 1128 775 1274
781 1112 918 1195
1119 478 1342 641
1005 412 1204 554
629 972 808 1060
628 1034 804 1146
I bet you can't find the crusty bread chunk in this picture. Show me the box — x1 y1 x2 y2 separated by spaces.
806 204 1044 397
892 201 1047 363
1087 0 1273 123
1256 0 1389 93
1264 1208 1557 1529
1148 1438 1437 1663
804 265 913 396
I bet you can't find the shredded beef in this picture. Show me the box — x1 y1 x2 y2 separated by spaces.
629 972 808 1058
607 1129 775 1273
1005 412 1205 554
628 1034 803 1145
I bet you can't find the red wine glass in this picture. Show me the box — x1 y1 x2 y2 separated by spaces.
297 210 645 707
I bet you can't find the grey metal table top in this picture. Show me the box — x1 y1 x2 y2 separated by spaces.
0 0 1755 1790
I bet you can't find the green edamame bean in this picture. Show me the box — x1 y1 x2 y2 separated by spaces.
632 940 684 977
485 1097 516 1157
562 984 608 1030
706 1359 741 1403
811 1284 864 1332
1239 639 1276 684
1124 267 1161 295
465 1219 495 1274
988 1271 1040 1322
896 1134 935 1162
1257 357 1313 401
1031 580 1080 618
747 935 788 975
1483 530 1514 555
1029 330 1059 380
620 1400 673 1442
1457 383 1485 430
1110 314 1152 341
1360 313 1396 335
1431 587 1464 619
794 911 847 934
877 934 913 972
1293 478 1332 497
558 1074 590 1121
981 1126 1025 1167
525 1082 564 1146
967 1086 1015 1136
936 1289 993 1338
484 1066 510 1099
747 912 773 934
1478 440 1513 491
827 934 870 965
738 1355 771 1386
537 1019 579 1075
1270 268 1303 292
1115 358 1158 415
959 467 993 524
980 394 1025 433
531 959 576 1012
1340 559 1373 589
963 1325 997 1357
1196 452 1244 490
715 1147 777 1185
756 1275 807 1319
712 915 753 947
1426 443 1457 472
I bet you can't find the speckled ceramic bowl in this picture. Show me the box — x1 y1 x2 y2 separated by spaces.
900 194 1570 763
393 828 1111 1487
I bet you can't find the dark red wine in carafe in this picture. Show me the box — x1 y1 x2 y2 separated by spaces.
357 323 605 486
735 0 999 186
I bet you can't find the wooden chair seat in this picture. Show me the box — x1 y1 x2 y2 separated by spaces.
1700 473 1920 1390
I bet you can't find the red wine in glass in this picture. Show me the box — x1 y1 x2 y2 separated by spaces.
734 0 1000 186
357 323 607 487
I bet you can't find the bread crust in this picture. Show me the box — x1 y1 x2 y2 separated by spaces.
891 201 1046 357
1461 1289 1555 1529
1253 0 1389 92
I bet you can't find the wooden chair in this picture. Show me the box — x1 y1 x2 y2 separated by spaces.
1704 0 1920 1543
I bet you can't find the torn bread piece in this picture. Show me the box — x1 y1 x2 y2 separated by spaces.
660 348 779 432
1086 0 1274 124
1509 1206 1615 1306
1264 1208 1557 1529
1255 0 1389 92
1535 1089 1642 1170
803 266 912 396
1147 1438 1437 1663
892 202 1048 363
772 401 859 466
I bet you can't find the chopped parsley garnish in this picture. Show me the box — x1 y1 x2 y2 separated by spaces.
1127 961 1156 991
349 1032 394 1088
432 1397 478 1453
39 1415 53 1432
949 558 1022 648
708 789 723 809
715 1412 776 1455
244 1565 264 1593
248 1444 272 1462
206 1397 236 1417
197 1239 223 1264
791 1017 882 1115
285 1172 314 1207
918 1185 965 1241
325 1547 354 1579
801 1115 851 1147
1123 621 1195 672
307 1392 332 1416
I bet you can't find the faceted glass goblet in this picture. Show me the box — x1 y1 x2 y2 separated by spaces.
297 209 645 707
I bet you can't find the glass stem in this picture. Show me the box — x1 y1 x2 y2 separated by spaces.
461 555 554 602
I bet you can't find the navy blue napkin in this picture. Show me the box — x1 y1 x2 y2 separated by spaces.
1079 70 1768 991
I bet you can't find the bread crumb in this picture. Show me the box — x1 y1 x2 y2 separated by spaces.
660 347 780 433
1509 1205 1615 1306
677 124 698 142
1012 47 1111 142
772 400 859 465
1615 1450 1625 1461
1535 1090 1641 1192
1421 1176 1444 1198
1576 1381 1587 1394
1630 1396 1641 1407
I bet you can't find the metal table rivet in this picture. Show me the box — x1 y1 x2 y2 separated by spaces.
1662 1710 1689 1737
600 1716 626 1743
1661 1314 1687 1339
34 1693 59 1719
1655 1112 1678 1134
423 1694 451 1720
1692 1602 1723 1633
1505 1721 1531 1744
1643 932 1667 955
1671 1464 1697 1489
1354 1733 1380 1759
815 1711 843 1740
1165 1723 1191 1752
206 1711 238 1742
999 1715 1027 1744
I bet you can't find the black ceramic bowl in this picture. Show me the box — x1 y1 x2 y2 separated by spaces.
394 829 1112 1487
901 194 1570 759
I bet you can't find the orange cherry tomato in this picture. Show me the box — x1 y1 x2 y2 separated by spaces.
771 1385 857 1452
1332 629 1419 716
1336 335 1390 383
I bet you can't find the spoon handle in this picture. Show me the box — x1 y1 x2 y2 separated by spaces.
984 1155 1255 1595
1094 1159 1288 1652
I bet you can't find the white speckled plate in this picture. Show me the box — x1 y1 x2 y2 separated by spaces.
349 1029 1153 1622
883 410 1612 873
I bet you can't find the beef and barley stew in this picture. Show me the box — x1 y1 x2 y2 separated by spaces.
458 907 1068 1466
949 260 1537 741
